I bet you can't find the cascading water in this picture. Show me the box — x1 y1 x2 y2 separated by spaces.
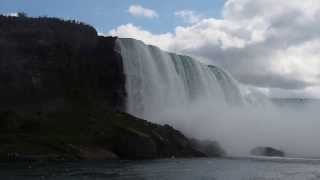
116 38 244 121
115 38 320 157
115 38 278 156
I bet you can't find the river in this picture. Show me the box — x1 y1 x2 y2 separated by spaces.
2 157 320 179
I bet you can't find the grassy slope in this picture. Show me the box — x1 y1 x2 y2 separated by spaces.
0 104 205 160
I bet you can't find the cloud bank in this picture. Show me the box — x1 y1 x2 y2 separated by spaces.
113 0 320 98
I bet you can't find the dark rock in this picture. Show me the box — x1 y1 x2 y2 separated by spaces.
250 147 285 157
190 139 226 157
115 128 157 159
152 124 206 158
66 145 119 160
0 110 21 132
0 15 125 112
108 113 205 159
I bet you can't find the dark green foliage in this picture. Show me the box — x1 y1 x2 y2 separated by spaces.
0 108 206 160
0 110 21 132
17 12 27 18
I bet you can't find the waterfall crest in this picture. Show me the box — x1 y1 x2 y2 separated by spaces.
116 38 244 120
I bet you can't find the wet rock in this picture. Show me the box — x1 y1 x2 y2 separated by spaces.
190 139 226 157
68 145 119 160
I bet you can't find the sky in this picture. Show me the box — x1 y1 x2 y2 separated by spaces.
0 0 225 33
1 0 320 98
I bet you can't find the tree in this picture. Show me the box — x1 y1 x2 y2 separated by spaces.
17 12 27 18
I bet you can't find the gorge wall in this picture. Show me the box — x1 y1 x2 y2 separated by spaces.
0 15 125 112
0 15 226 160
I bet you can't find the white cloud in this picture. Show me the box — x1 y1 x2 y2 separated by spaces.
174 10 203 24
4 12 18 17
128 5 159 19
271 40 320 86
112 0 320 97
110 24 173 50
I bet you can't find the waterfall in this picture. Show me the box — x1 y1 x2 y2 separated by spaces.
114 38 320 157
115 38 244 120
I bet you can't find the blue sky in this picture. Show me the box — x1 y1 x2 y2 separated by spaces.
0 0 225 33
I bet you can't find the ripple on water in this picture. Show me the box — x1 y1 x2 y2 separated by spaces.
1 158 320 180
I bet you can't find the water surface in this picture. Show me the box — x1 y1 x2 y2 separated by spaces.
2 157 320 180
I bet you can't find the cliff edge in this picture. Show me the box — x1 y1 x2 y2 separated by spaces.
0 15 218 160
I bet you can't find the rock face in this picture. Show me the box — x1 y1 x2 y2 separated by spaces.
190 139 226 157
0 15 125 112
0 15 208 160
250 147 285 157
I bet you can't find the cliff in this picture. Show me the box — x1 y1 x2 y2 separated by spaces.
0 15 125 111
0 15 213 160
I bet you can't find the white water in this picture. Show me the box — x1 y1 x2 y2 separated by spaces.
116 38 244 119
115 38 320 157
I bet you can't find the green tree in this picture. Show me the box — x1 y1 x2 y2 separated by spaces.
17 12 27 18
